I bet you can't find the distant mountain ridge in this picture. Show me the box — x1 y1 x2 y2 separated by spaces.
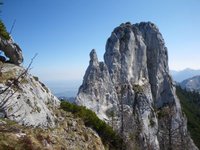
180 75 200 92
170 68 200 82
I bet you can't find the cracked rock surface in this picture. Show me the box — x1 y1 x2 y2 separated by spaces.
76 22 198 150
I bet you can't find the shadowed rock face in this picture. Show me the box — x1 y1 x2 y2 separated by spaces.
76 22 198 150
0 36 23 65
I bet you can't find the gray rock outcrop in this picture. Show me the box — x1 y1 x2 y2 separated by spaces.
0 36 23 65
77 49 119 121
0 63 60 127
76 22 198 150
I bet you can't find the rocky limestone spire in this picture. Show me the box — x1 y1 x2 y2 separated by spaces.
77 49 119 120
104 22 148 85
135 22 171 108
76 22 198 150
89 49 98 66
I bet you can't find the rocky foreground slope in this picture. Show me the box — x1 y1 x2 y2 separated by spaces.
0 62 105 149
0 26 59 127
0 33 105 149
0 62 59 127
0 109 105 150
76 22 198 150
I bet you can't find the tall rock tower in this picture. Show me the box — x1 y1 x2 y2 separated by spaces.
76 22 198 150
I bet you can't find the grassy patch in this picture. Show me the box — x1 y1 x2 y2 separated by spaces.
0 70 16 83
0 110 109 150
132 84 143 93
60 100 124 150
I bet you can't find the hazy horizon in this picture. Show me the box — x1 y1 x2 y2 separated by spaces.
42 67 200 97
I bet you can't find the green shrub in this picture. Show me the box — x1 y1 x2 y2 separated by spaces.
60 100 123 150
149 118 155 127
0 20 10 40
132 84 143 93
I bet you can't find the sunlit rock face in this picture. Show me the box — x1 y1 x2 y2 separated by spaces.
76 22 198 150
0 64 105 150
0 63 60 127
76 49 119 121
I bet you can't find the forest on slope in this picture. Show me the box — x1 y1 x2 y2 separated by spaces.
176 86 200 148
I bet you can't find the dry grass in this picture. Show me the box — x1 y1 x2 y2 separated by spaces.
0 108 105 150
0 69 16 83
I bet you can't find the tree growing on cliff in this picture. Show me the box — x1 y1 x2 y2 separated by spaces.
0 21 10 40
158 103 190 150
0 2 10 40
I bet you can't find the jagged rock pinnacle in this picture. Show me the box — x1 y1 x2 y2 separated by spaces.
89 49 99 66
76 22 198 150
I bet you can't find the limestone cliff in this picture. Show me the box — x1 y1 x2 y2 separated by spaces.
0 62 59 127
76 22 198 150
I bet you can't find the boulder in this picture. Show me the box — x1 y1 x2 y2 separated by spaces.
0 36 23 65
0 63 60 127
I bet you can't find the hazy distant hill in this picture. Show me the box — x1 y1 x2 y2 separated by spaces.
180 75 200 92
170 68 200 82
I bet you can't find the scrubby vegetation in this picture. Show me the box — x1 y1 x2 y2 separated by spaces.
0 111 105 150
176 86 200 148
0 20 10 40
0 118 34 150
60 100 123 150
132 84 143 93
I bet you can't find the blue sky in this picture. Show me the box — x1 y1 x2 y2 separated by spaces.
1 0 200 82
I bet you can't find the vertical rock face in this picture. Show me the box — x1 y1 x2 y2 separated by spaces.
135 23 172 108
76 49 119 121
76 22 198 150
